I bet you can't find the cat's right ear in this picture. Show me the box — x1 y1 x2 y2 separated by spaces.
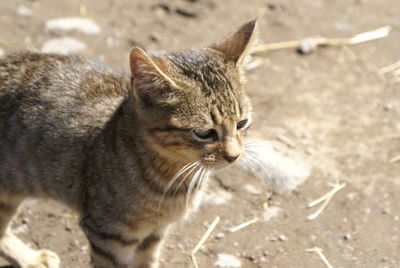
210 20 258 67
129 47 176 105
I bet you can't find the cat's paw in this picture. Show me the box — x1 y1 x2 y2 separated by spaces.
26 249 60 268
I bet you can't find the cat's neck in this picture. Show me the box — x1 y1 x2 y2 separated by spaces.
116 102 199 193
144 148 195 192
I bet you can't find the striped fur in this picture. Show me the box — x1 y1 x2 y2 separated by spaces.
0 21 256 268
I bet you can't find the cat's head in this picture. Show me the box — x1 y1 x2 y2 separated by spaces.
129 20 257 169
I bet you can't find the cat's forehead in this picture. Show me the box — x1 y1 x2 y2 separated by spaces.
167 50 237 90
167 50 250 119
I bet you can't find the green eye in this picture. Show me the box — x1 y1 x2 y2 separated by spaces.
192 128 217 140
237 119 249 130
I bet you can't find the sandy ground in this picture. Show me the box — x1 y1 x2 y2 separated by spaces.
0 0 400 267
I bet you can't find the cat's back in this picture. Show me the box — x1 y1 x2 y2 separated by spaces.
0 52 130 141
0 52 130 102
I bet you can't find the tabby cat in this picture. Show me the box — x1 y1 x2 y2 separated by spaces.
0 21 258 268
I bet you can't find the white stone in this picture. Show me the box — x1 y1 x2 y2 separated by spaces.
45 17 101 35
16 5 33 17
215 253 241 267
202 189 232 205
261 206 280 221
41 37 86 55
215 232 225 239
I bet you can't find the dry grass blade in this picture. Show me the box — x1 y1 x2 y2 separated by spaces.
379 60 400 75
389 154 400 164
61 213 78 219
307 247 334 268
191 216 220 268
349 26 391 44
252 25 391 54
307 183 345 220
229 218 258 233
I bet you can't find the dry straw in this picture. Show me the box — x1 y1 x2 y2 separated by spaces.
190 216 220 268
252 26 391 54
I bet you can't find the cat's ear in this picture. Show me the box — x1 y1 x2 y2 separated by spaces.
129 47 177 105
210 20 257 66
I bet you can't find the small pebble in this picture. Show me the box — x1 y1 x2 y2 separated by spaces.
149 32 161 42
106 37 120 48
278 234 288 241
177 243 185 251
244 254 257 262
383 103 393 111
382 207 391 215
16 5 33 17
261 206 280 222
215 253 241 268
344 233 352 241
346 192 357 201
299 37 319 54
215 232 225 239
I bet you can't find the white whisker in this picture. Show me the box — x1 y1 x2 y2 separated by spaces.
172 162 201 197
165 161 200 192
244 151 281 179
157 161 199 212
185 167 205 209
236 140 310 193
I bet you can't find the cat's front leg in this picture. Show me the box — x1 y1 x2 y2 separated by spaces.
132 228 166 268
83 218 166 268
82 218 140 268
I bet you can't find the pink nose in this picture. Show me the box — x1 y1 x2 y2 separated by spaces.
223 154 239 163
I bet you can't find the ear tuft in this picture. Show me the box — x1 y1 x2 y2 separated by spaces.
210 20 258 66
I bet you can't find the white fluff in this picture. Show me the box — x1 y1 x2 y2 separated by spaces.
237 139 310 193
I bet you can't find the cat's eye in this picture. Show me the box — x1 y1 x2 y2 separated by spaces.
192 128 217 141
237 119 249 130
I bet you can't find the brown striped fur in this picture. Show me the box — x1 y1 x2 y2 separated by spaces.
0 21 257 268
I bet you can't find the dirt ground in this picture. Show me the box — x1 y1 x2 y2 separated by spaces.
0 0 400 267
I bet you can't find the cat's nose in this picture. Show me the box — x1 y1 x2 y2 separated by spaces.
223 154 239 163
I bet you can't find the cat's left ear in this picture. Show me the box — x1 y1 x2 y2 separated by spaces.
129 47 177 105
210 20 258 67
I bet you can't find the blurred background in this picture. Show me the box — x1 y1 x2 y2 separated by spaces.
1 0 400 267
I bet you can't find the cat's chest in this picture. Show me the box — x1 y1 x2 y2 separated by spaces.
161 190 204 222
